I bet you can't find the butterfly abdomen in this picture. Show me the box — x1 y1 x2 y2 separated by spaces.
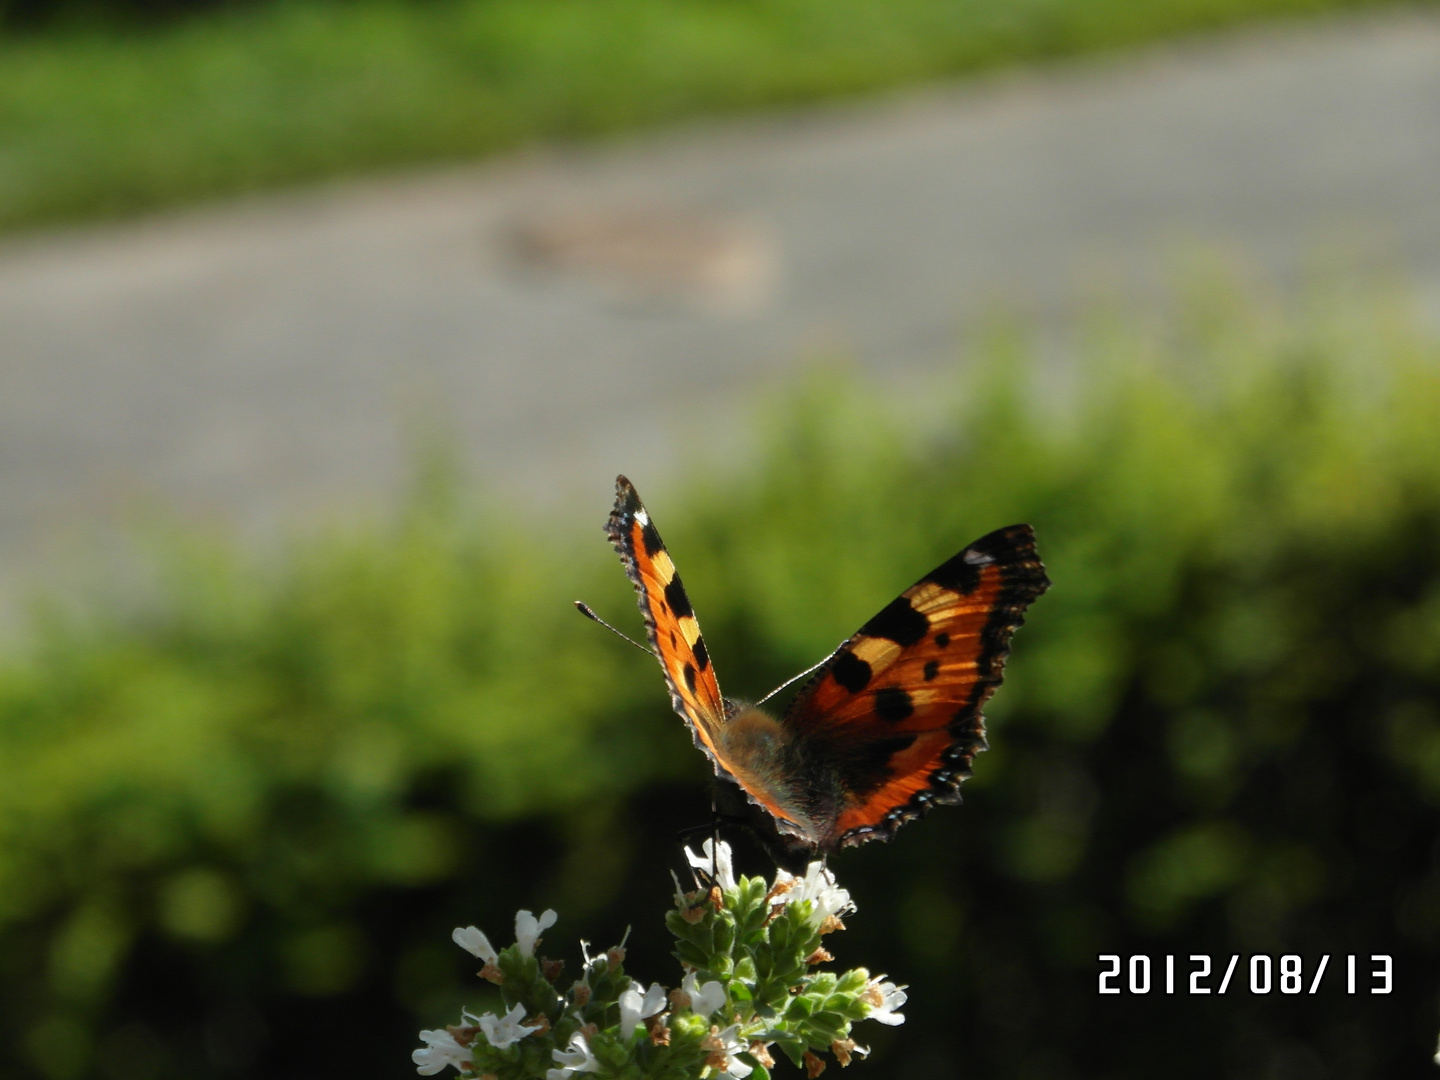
714 703 826 839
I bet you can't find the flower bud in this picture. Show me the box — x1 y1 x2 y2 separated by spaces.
700 1025 728 1070
445 1025 478 1048
644 1014 671 1045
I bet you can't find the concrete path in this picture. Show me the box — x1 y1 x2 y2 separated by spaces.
3 11 1440 616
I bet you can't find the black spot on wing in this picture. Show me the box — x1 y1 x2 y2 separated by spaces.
834 733 916 798
929 524 1039 594
663 577 693 619
923 660 939 681
683 662 698 694
874 686 914 722
641 522 664 557
934 632 950 648
971 524 1035 560
692 636 710 671
861 597 929 647
830 651 872 693
925 550 982 594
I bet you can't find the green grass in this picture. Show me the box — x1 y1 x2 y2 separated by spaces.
0 0 1429 232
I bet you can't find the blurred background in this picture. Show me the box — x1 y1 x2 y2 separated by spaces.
4 1 1440 1078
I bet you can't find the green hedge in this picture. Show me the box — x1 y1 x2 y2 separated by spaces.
2 286 1440 1077
0 0 1431 232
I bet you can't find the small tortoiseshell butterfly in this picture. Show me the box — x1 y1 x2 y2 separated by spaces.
602 475 1049 868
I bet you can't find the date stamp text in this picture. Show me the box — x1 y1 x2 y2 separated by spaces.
1098 954 1392 995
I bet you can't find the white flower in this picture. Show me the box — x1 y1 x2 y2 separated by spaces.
412 1028 471 1075
546 1032 600 1079
705 1023 754 1078
681 970 728 1018
684 838 736 892
476 1002 542 1049
860 976 907 1026
773 861 854 928
670 869 690 909
514 909 558 957
618 980 669 1038
452 925 498 963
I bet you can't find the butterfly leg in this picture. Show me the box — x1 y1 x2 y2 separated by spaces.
673 814 749 844
710 791 720 882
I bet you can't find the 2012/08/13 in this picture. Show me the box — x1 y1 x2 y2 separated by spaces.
1098 955 1392 995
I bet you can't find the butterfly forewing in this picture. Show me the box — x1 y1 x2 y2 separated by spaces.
781 524 1050 847
605 476 730 764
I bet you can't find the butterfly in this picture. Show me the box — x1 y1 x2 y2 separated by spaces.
600 475 1050 869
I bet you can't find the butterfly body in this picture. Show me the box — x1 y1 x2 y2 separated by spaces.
706 701 855 850
604 475 1049 866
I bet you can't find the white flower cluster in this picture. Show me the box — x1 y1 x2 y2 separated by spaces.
618 981 667 1039
771 857 855 930
700 1021 755 1078
413 1023 473 1077
681 838 903 1031
413 909 557 1075
683 838 855 929
860 976 907 1027
683 837 737 892
679 971 727 1019
413 841 907 1078
453 908 557 963
544 968 734 1079
546 1031 598 1079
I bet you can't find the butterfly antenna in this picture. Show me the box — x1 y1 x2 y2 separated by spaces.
575 601 657 657
755 649 839 706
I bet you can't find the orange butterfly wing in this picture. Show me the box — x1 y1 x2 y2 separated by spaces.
605 476 807 831
606 475 725 738
780 524 1050 850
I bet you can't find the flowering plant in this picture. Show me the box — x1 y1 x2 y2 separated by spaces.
414 840 906 1079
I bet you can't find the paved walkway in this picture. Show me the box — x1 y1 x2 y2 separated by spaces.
3 11 1440 617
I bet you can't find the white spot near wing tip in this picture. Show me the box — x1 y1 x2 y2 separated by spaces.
635 509 649 526
963 549 994 566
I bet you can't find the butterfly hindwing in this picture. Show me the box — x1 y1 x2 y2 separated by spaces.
781 524 1050 848
605 476 731 768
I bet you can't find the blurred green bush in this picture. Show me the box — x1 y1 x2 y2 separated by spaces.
0 0 1431 232
2 284 1440 1078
